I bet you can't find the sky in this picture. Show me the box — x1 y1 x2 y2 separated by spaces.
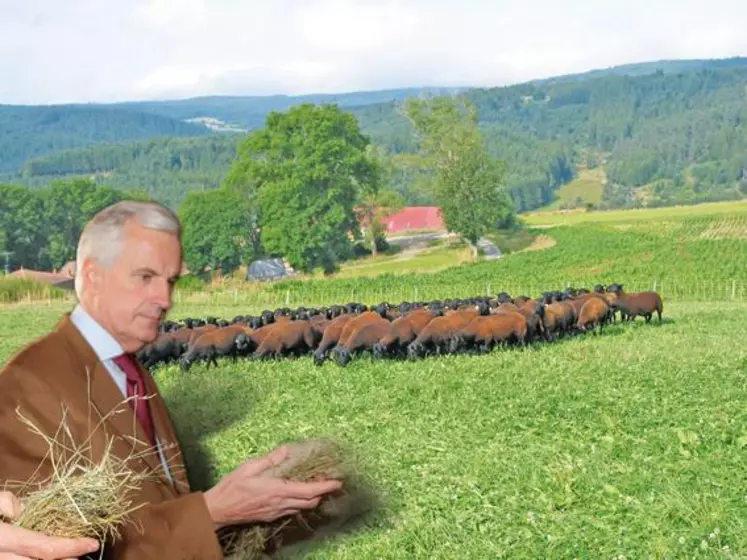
1 0 746 105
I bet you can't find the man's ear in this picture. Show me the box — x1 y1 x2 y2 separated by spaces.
82 258 104 292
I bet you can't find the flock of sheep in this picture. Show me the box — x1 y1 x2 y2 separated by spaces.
137 283 664 371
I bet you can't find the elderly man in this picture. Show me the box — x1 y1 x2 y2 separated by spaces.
0 201 342 559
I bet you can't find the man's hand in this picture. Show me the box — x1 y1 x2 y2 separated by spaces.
0 491 100 560
203 445 344 530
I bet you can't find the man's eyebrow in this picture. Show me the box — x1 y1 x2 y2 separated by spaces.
132 267 158 275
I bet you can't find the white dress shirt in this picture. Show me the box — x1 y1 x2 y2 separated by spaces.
69 304 173 482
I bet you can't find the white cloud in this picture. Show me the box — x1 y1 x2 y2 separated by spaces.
1 0 746 104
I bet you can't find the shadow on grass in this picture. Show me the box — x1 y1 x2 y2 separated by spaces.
160 367 256 491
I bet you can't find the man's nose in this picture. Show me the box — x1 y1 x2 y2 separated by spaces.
151 278 172 310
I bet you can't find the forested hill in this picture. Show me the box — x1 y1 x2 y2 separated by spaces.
110 87 463 130
0 105 210 174
5 57 747 211
357 59 747 209
0 87 460 177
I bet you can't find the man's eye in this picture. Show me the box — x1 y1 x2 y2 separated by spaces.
141 274 152 282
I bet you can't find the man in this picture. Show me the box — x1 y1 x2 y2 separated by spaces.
0 490 100 560
0 201 342 559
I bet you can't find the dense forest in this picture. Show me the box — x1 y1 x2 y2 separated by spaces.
0 106 210 174
3 58 747 211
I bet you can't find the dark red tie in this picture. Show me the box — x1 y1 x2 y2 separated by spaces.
112 353 156 447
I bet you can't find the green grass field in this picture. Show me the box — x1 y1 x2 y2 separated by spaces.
522 199 747 228
158 201 747 312
2 203 747 557
2 300 747 558
541 167 605 211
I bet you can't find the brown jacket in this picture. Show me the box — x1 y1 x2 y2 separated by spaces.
0 314 224 559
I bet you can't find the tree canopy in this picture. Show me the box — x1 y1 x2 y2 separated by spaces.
403 96 515 254
223 104 381 274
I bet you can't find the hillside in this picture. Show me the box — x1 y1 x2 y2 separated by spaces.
0 105 211 174
4 58 747 211
110 87 464 130
356 60 747 209
17 135 241 209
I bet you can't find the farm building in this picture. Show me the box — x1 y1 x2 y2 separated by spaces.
382 206 444 234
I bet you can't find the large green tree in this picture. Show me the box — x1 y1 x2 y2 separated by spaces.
0 185 46 270
40 179 124 269
178 189 255 278
223 104 380 274
402 96 515 256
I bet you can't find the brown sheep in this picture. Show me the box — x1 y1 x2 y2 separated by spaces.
565 294 614 328
186 323 219 347
493 302 520 314
312 314 355 365
235 322 282 356
179 325 251 371
612 291 663 323
333 317 392 366
372 308 436 359
254 321 320 359
336 311 388 350
510 301 546 342
543 302 576 341
450 312 528 354
407 306 485 359
576 297 611 334
136 331 185 369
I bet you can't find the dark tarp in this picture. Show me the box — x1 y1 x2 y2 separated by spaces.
246 258 294 281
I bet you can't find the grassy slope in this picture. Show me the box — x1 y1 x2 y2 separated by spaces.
522 199 747 227
318 243 473 280
2 301 747 558
541 167 605 211
170 202 747 311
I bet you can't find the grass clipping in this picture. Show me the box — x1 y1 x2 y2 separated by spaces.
1 405 159 544
219 438 378 560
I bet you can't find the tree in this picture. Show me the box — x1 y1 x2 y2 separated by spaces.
356 189 405 256
402 96 514 257
223 104 381 274
0 185 46 270
178 189 255 278
40 179 123 269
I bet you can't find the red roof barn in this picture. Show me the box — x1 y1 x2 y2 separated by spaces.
382 206 444 234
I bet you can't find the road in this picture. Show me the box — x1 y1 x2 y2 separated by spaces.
387 231 502 259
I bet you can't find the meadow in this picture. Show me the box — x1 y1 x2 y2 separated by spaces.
2 201 747 558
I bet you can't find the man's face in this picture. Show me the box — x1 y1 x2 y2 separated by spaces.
84 219 182 352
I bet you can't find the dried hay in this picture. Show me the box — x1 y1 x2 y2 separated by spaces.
219 438 378 560
1 402 164 546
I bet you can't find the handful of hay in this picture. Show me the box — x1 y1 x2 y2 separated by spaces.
219 438 378 560
1 406 159 544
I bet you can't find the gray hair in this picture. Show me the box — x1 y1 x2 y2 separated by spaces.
74 200 181 299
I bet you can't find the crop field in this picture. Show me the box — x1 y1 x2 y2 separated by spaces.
2 205 747 558
154 201 747 311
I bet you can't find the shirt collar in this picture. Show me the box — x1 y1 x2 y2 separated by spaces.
69 304 125 362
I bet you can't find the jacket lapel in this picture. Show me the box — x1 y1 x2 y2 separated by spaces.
55 315 176 490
